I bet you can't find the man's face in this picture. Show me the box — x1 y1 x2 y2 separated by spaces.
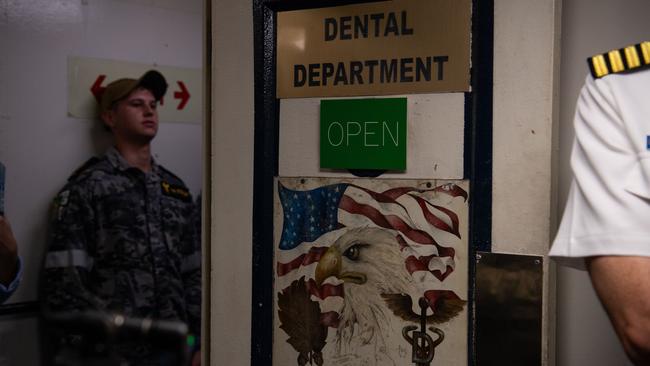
102 88 159 145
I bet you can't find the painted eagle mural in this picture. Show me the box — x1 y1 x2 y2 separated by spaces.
274 179 468 366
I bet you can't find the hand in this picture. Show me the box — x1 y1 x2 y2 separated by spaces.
0 216 18 286
191 350 201 366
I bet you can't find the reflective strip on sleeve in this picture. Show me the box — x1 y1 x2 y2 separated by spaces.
181 252 201 273
45 249 94 270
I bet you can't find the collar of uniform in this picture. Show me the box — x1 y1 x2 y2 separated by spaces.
105 146 160 174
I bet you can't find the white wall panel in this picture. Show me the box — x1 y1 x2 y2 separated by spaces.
493 0 559 256
493 1 560 365
210 1 254 365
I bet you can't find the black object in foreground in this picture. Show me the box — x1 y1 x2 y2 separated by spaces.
43 311 190 366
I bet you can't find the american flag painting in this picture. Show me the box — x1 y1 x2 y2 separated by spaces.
273 177 469 366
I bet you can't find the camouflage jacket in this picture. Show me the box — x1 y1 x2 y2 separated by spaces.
42 147 201 363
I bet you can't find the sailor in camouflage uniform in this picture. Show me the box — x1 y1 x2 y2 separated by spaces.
42 70 201 365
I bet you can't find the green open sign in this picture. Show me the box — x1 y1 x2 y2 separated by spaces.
320 98 406 170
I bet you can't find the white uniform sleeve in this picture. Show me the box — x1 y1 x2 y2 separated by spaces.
550 74 650 269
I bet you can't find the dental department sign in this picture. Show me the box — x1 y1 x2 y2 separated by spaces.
277 0 471 98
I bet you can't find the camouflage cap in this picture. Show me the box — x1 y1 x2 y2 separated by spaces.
99 70 168 113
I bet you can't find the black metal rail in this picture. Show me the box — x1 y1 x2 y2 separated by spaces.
0 300 40 317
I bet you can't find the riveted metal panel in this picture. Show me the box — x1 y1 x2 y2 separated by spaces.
475 252 543 365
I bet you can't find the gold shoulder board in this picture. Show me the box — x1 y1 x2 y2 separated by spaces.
588 41 650 78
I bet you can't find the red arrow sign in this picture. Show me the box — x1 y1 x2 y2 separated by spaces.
173 81 190 110
91 75 106 102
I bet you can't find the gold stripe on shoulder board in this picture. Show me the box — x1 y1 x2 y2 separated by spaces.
588 41 650 79
608 50 625 72
590 54 609 78
624 46 641 68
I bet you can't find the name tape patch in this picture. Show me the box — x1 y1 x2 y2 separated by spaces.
161 181 191 202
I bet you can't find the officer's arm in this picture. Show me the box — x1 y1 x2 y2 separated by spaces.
41 186 106 313
587 256 650 365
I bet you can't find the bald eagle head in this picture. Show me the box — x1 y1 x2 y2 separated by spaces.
315 227 415 346
316 227 412 293
314 226 466 353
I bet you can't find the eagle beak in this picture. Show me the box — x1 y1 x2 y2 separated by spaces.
315 246 341 286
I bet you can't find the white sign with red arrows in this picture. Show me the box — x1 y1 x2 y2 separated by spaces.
68 56 202 124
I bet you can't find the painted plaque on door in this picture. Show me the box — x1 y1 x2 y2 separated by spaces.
273 177 469 366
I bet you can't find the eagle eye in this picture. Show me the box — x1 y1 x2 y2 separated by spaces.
343 243 365 261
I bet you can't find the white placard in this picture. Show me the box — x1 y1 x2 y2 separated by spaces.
280 93 465 179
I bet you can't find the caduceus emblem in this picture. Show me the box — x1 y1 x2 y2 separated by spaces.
402 298 445 366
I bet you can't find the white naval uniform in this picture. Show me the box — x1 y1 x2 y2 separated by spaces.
550 67 650 269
